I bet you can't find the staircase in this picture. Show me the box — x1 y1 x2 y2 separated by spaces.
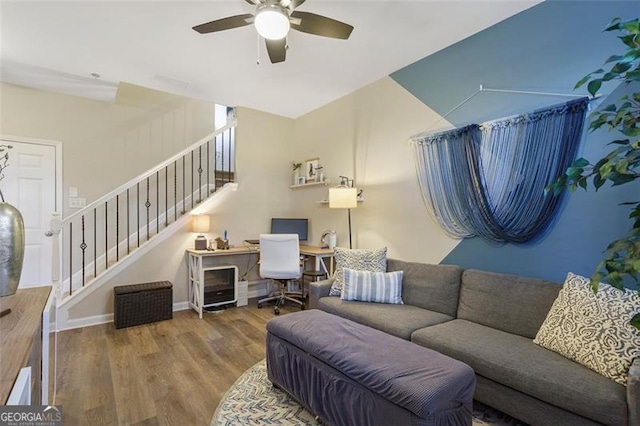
50 120 237 310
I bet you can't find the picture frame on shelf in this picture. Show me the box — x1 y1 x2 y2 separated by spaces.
305 158 320 182
296 176 306 185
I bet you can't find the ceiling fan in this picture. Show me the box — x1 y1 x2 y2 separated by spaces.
192 0 354 64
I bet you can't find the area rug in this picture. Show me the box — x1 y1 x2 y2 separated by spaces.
212 360 527 425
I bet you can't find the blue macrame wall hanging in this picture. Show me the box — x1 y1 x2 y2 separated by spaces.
411 97 589 244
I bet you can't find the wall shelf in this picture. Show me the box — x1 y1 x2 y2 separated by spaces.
316 197 364 205
290 180 327 189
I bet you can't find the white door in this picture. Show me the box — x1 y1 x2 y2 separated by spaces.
1 140 57 287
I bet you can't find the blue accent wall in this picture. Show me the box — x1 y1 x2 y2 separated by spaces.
390 1 640 283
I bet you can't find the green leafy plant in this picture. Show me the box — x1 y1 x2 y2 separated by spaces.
547 17 640 329
0 144 12 202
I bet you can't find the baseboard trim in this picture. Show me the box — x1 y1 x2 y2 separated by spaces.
248 279 270 299
59 301 194 331
60 284 267 331
63 313 114 331
173 301 190 311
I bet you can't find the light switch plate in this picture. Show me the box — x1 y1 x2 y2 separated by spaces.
68 197 86 209
69 187 78 197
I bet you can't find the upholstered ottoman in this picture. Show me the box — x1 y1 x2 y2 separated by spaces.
266 309 476 426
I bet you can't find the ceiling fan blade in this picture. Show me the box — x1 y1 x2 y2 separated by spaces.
265 38 286 64
282 0 306 10
245 0 261 4
192 14 254 34
290 11 353 40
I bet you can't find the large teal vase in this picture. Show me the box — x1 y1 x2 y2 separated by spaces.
0 202 25 296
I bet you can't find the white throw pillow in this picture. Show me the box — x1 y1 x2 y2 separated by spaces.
341 268 404 304
533 272 640 386
329 247 387 297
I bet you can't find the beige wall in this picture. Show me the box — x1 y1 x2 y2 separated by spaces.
291 76 459 263
4 76 460 322
0 82 215 216
67 106 294 320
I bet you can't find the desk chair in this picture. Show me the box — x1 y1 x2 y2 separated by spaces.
257 234 305 315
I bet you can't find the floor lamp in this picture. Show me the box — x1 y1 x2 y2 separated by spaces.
329 182 358 249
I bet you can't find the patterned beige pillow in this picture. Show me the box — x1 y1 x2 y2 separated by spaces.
329 247 387 297
533 272 640 386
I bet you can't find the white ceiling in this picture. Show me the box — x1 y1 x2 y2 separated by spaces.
0 1 540 118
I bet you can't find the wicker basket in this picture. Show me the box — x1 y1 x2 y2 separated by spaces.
114 281 173 329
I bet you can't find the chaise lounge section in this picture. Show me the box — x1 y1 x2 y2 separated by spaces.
309 258 640 426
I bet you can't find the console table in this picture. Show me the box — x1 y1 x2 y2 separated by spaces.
0 286 52 405
187 248 254 318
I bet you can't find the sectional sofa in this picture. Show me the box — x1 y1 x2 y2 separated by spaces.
308 258 639 426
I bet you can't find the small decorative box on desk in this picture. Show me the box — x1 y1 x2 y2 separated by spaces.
113 281 173 329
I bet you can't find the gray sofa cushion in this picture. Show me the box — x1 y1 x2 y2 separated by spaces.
411 319 628 426
317 297 453 340
387 259 462 317
458 269 561 338
308 279 333 309
474 375 601 426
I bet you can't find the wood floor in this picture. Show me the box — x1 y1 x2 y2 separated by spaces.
54 301 300 426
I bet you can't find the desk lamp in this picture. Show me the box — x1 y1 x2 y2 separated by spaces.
192 214 210 250
329 176 358 249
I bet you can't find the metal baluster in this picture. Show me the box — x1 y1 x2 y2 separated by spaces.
229 127 235 182
191 151 194 210
222 135 226 186
105 201 108 270
137 182 140 247
174 160 177 222
81 215 86 287
116 194 119 261
221 131 226 185
156 171 159 235
182 156 185 214
165 166 168 226
127 188 130 255
229 127 234 183
228 129 232 184
146 178 150 241
207 140 210 195
214 135 218 190
69 222 73 296
198 146 203 203
94 208 97 279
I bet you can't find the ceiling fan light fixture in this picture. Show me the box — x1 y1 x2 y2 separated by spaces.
254 4 290 40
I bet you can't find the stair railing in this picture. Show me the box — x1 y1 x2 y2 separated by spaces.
52 121 236 300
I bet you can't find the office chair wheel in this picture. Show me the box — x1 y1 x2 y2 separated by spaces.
258 303 262 309
274 307 280 315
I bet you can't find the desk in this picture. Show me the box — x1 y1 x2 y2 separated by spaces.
186 245 333 318
299 245 334 275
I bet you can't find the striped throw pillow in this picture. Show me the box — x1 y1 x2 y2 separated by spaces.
341 268 404 304
329 247 387 297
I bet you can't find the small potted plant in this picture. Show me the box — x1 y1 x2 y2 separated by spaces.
290 161 302 185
